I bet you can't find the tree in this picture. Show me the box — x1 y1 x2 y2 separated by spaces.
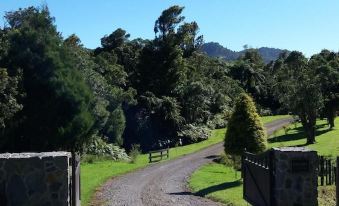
224 93 267 155
229 49 266 107
274 51 323 144
0 68 22 128
101 28 130 51
64 34 136 147
309 50 339 128
0 7 95 152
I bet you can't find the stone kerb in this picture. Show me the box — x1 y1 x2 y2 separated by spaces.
0 152 71 206
272 147 318 206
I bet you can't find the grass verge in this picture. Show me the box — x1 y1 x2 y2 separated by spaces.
189 117 338 206
81 115 289 205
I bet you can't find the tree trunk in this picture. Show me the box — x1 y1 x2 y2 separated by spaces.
306 125 316 144
299 114 316 144
326 105 336 129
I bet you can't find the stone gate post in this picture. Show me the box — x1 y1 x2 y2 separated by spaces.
272 147 318 206
0 152 72 206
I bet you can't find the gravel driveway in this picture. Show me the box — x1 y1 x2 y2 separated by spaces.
94 117 293 206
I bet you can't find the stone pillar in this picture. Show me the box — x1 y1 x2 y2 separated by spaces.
0 152 71 206
272 147 318 206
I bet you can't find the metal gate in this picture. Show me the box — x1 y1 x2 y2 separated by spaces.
70 153 81 206
242 151 274 206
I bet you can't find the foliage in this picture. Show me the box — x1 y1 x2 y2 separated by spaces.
0 68 22 128
216 154 241 170
0 7 94 152
178 124 211 144
206 113 229 129
309 50 339 128
224 93 267 155
84 135 129 161
273 51 323 144
129 144 141 164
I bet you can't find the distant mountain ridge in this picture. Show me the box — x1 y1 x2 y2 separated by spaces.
201 42 288 63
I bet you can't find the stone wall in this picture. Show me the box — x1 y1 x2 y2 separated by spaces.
273 147 318 206
0 152 71 206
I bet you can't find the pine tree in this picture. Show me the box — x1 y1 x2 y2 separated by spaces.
224 93 267 155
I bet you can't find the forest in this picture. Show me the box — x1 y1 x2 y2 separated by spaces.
0 5 338 158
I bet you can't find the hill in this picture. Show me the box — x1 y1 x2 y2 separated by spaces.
201 42 288 63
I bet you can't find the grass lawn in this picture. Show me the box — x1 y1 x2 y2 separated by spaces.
189 117 339 206
81 115 289 206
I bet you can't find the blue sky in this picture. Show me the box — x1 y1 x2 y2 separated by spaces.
1 0 339 57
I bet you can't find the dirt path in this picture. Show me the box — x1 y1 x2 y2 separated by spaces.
95 117 293 206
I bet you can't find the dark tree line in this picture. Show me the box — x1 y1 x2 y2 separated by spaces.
0 5 337 153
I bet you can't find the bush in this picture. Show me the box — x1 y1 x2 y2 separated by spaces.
178 124 211 144
224 93 267 156
216 154 241 171
259 108 273 116
129 144 141 164
207 113 228 129
84 135 130 161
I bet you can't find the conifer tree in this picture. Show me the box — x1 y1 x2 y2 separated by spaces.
224 93 267 155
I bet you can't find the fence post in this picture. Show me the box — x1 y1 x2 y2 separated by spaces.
336 156 338 206
320 156 324 186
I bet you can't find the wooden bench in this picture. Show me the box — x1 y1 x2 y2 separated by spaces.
149 148 169 163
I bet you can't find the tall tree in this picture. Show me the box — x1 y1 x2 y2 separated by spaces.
229 49 266 105
0 7 94 152
274 51 323 144
309 50 339 128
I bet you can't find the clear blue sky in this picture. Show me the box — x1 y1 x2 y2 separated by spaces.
1 0 339 56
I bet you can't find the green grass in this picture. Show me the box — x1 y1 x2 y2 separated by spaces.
189 117 339 206
190 164 246 206
268 118 339 156
81 115 289 206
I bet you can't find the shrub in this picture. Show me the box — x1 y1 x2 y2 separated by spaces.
216 154 241 171
178 124 211 144
224 93 267 156
84 135 130 161
207 113 228 129
129 144 141 164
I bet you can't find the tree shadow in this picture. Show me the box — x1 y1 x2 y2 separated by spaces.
205 155 219 159
268 123 331 144
194 180 242 197
168 191 192 196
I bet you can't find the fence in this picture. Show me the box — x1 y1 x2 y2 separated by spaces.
318 156 337 186
149 148 169 163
